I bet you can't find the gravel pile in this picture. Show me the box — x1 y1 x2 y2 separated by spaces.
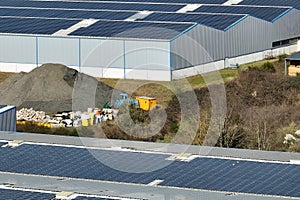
0 64 117 113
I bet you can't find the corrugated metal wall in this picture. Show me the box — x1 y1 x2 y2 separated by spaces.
0 35 36 64
171 25 224 70
172 8 300 70
0 9 300 80
38 37 79 66
0 34 170 80
0 105 16 132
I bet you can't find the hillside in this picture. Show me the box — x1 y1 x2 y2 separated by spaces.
99 58 300 152
1 58 300 152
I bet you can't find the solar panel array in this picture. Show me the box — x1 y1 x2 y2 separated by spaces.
0 188 55 200
75 197 118 200
81 0 228 3
0 8 134 20
140 12 246 30
70 21 195 39
193 5 291 22
0 144 300 198
0 17 79 35
0 0 184 12
0 0 295 38
239 0 300 10
0 188 118 200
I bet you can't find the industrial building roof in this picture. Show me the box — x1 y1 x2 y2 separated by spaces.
192 5 292 22
0 0 297 40
0 132 299 200
239 0 300 10
286 52 300 61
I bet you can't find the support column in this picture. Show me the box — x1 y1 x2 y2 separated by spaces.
284 59 288 76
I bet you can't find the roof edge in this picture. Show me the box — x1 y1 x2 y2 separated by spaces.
223 14 249 31
170 22 198 41
271 7 294 23
1 132 300 162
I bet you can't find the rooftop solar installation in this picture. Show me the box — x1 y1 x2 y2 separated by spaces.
140 13 247 30
70 20 195 39
74 197 117 200
0 143 300 198
239 0 300 10
0 188 55 200
81 0 227 4
0 7 135 20
192 5 291 22
0 0 184 12
0 17 79 35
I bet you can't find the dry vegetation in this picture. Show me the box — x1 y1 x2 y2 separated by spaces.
99 56 300 152
3 55 300 152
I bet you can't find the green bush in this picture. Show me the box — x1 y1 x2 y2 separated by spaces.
247 62 275 73
247 65 259 71
261 62 275 73
278 54 288 62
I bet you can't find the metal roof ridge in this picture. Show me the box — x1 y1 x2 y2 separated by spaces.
271 7 294 22
223 14 249 31
170 22 198 41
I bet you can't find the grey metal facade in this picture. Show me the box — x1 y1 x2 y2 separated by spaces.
0 34 170 80
171 8 300 70
0 9 299 80
0 35 36 64
0 105 16 132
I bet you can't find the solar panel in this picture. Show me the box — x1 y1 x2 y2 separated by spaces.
0 144 171 184
70 21 195 39
75 197 117 200
0 144 300 197
140 13 246 30
0 142 6 146
239 0 300 10
0 8 135 20
81 0 227 4
192 5 291 22
0 188 55 200
0 0 184 12
0 17 79 35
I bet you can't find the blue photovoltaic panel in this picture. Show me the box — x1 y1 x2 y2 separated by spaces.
239 0 300 10
0 0 184 12
0 144 300 197
193 5 291 22
75 197 117 200
0 144 171 184
0 142 6 146
70 21 195 39
84 0 227 4
0 188 55 200
140 13 246 30
0 8 135 20
0 17 79 34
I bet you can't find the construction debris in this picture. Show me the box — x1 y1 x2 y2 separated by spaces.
16 107 116 128
17 108 46 122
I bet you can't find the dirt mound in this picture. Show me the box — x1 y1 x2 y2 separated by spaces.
0 64 116 113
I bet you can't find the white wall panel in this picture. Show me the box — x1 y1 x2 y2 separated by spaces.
81 67 124 79
0 35 36 64
38 37 78 66
125 41 170 71
172 60 224 80
126 69 171 81
80 39 124 68
0 62 37 73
